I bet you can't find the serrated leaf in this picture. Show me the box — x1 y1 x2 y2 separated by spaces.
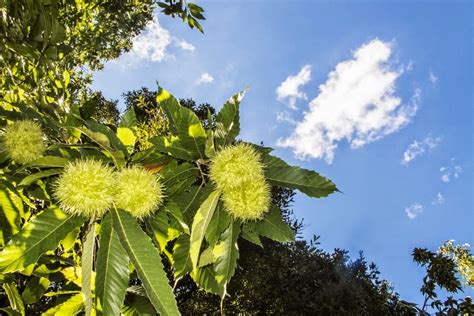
2 282 25 315
198 247 215 267
250 206 294 242
111 208 179 315
174 185 213 223
122 294 156 316
160 161 198 197
205 130 216 158
82 220 95 316
0 187 22 244
156 88 207 160
146 211 169 252
43 293 83 315
213 220 240 287
262 153 338 198
0 207 85 273
190 265 224 296
96 214 129 316
18 168 62 186
150 135 196 161
172 235 192 279
190 189 221 268
241 225 262 247
166 203 190 235
119 107 138 128
205 203 230 246
215 90 246 148
21 276 50 304
24 156 70 168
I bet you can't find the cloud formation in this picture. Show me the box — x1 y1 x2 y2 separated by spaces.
276 65 312 109
405 203 423 219
129 18 172 62
440 164 462 182
176 40 196 51
278 39 419 163
402 136 441 165
432 192 445 205
429 71 438 84
196 72 214 85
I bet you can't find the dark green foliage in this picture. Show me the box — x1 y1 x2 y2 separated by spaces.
413 247 474 314
81 91 120 125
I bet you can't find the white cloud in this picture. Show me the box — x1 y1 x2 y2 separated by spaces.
276 65 312 109
278 39 419 163
432 192 445 205
402 136 441 165
429 71 438 84
176 39 196 51
129 18 172 62
440 163 462 182
276 111 297 125
196 72 214 85
405 203 424 219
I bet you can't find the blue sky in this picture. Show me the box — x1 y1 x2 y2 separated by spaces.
92 0 473 304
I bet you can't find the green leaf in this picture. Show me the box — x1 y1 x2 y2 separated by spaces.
21 276 50 304
96 214 129 316
82 220 95 316
241 225 262 247
0 187 22 245
190 265 224 296
262 153 338 198
111 208 179 316
166 203 190 235
24 156 70 168
205 203 230 246
117 127 136 147
215 90 246 148
18 168 62 186
250 206 294 243
198 247 215 267
171 235 192 279
150 135 196 161
2 282 25 315
122 294 156 316
190 189 222 268
160 161 198 197
156 88 207 160
146 211 169 252
119 107 138 128
0 206 85 273
174 185 213 223
43 293 83 315
213 220 240 288
205 130 216 158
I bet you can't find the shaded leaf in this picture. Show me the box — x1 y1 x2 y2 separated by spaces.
250 206 294 243
0 207 85 273
111 208 179 315
213 220 240 288
262 153 338 198
96 214 129 316
215 90 246 148
190 189 221 268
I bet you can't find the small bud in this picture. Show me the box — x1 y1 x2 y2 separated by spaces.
54 159 115 218
115 166 164 219
3 120 45 164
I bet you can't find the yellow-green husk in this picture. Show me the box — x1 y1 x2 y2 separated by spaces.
115 166 164 219
3 120 45 164
54 159 115 218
